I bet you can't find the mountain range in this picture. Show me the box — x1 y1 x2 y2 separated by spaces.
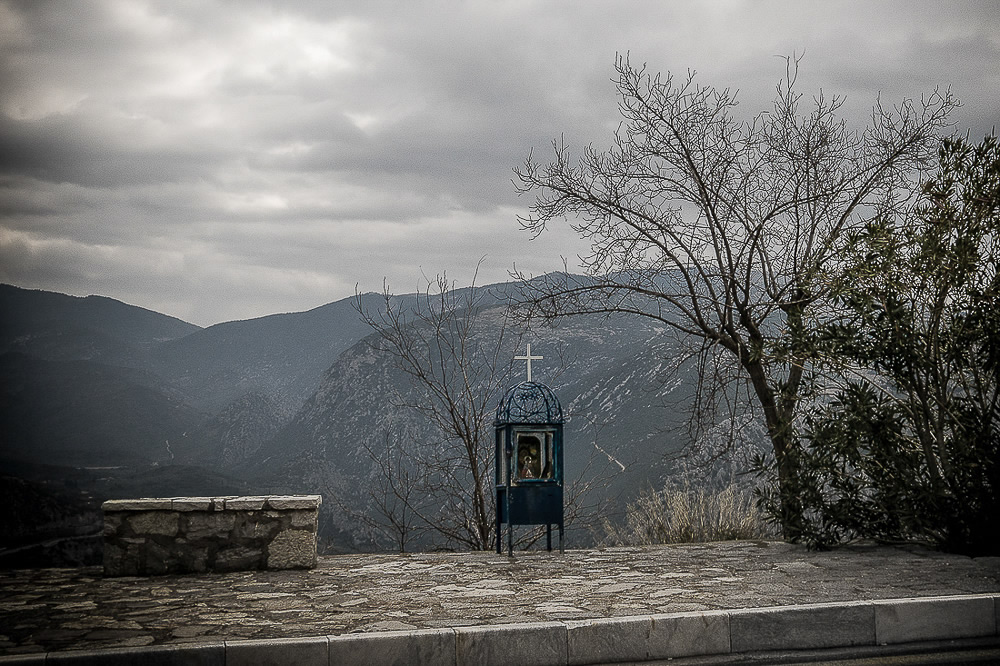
0 281 755 561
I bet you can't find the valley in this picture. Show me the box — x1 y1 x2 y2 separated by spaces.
0 281 762 564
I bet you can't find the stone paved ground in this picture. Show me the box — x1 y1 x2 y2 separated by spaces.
2 540 999 656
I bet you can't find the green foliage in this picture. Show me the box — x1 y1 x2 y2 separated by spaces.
757 135 1000 554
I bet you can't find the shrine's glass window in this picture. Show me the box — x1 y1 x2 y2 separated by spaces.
515 431 554 481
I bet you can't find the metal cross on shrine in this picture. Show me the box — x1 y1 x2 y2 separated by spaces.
514 344 543 382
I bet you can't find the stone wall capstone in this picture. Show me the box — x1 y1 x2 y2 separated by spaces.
101 495 321 577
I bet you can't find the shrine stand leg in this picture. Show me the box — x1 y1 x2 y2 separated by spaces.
496 502 502 554
505 485 513 557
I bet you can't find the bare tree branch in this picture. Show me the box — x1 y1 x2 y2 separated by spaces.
513 54 958 538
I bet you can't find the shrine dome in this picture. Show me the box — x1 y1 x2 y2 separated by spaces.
495 381 565 426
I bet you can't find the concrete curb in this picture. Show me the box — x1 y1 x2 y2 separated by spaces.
2 594 997 665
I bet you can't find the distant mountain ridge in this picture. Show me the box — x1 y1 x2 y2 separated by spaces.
147 298 373 414
0 281 759 555
1 283 384 560
0 283 379 469
0 284 200 347
0 284 200 369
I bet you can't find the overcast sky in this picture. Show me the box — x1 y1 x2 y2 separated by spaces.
1 1 998 326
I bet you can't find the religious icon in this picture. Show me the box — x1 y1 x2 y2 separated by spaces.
520 454 536 479
517 435 542 480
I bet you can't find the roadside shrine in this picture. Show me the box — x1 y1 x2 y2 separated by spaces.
495 344 566 555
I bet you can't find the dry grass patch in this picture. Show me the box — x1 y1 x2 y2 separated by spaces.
601 479 775 546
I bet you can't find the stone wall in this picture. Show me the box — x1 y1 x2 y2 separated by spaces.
101 495 321 576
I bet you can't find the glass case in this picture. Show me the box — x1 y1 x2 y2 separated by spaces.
497 428 557 484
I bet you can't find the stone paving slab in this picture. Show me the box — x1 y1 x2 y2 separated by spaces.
1 540 998 656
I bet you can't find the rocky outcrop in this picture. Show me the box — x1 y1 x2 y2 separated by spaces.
101 495 321 576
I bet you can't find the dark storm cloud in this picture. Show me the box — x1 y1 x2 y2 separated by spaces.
1 0 997 325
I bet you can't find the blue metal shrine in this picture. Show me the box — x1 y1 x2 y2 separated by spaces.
495 345 565 555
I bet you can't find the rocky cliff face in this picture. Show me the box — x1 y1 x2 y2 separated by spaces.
244 297 712 550
200 391 293 468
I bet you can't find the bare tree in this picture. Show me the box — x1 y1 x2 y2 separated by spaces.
356 272 619 551
513 54 957 538
361 427 427 552
356 272 520 550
